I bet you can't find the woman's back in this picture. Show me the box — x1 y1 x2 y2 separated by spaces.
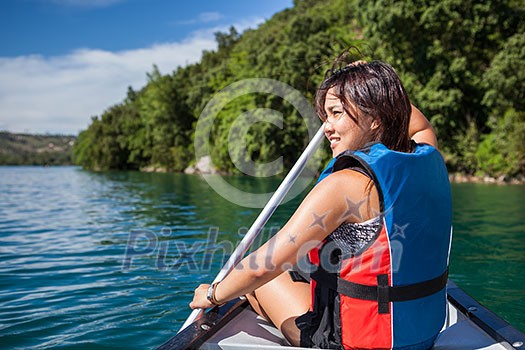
299 142 452 349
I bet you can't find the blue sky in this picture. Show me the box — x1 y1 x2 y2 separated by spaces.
0 0 293 134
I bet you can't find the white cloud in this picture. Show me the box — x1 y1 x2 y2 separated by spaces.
197 12 223 23
0 36 214 134
175 11 224 25
200 12 223 22
49 0 125 8
0 18 263 135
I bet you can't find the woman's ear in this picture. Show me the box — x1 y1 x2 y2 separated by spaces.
370 120 380 130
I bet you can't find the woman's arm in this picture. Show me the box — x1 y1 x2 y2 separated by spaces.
190 170 377 309
409 105 438 148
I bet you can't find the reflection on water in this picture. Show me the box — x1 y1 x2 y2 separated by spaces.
0 167 523 349
449 183 525 329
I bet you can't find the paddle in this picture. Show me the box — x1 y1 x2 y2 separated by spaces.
179 124 326 332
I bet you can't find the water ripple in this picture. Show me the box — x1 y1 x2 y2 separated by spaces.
0 167 252 349
0 167 523 349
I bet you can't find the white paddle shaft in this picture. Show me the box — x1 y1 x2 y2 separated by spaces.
179 124 326 332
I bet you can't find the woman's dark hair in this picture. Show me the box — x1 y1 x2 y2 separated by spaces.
315 55 412 152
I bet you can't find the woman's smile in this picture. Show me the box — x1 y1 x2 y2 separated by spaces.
323 87 373 157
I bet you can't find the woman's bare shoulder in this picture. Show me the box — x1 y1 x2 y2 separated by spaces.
317 168 373 190
309 169 378 223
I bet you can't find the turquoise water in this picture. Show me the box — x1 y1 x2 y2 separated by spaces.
0 166 523 349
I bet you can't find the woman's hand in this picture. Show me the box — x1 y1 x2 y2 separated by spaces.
189 284 214 309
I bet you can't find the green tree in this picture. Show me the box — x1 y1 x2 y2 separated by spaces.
477 32 525 177
74 0 524 179
134 66 194 171
358 0 523 175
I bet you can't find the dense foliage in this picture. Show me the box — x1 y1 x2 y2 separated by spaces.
73 0 524 178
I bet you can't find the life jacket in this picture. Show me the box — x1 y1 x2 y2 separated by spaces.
297 142 452 350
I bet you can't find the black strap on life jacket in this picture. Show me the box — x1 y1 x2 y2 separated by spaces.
310 268 449 314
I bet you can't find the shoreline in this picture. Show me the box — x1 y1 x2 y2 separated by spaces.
185 165 525 185
2 164 523 185
448 173 525 185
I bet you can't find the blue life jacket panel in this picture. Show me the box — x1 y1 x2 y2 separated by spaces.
299 143 452 349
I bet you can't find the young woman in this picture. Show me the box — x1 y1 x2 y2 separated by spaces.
190 59 452 350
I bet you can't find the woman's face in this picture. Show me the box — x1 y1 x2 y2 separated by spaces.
323 87 375 157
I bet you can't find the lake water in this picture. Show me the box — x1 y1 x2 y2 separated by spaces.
0 166 524 349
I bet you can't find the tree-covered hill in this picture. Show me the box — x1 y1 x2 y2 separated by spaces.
73 0 525 179
0 132 76 166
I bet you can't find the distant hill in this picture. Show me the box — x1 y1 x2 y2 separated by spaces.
0 132 76 166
